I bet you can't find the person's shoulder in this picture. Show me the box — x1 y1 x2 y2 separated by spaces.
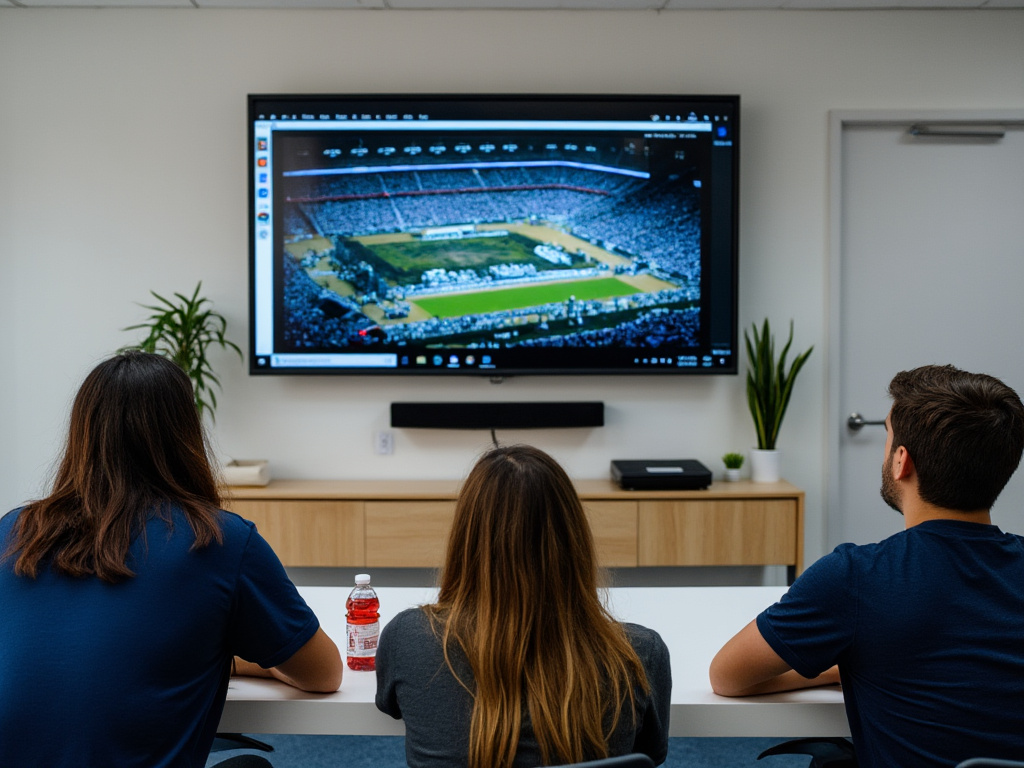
622 621 661 642
781 541 871 597
165 504 254 538
1008 532 1024 559
801 530 914 586
622 622 670 660
388 606 435 634
831 536 894 556
1 506 25 522
379 606 440 660
824 534 903 566
187 508 260 561
0 506 25 535
215 508 258 539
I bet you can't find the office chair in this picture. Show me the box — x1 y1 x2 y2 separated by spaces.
211 733 273 753
209 733 275 767
211 756 274 768
757 738 857 767
555 754 656 768
956 760 1024 768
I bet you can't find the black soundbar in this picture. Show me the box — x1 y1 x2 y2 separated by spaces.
390 401 604 430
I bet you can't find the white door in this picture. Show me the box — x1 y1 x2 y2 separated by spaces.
829 112 1024 549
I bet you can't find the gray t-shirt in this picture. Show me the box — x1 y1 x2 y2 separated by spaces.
375 607 671 768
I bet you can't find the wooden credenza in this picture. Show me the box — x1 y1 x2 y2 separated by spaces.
223 479 804 578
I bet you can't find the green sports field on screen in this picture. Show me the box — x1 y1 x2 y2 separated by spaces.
411 277 642 318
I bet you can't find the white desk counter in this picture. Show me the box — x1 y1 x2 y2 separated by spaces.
220 586 849 738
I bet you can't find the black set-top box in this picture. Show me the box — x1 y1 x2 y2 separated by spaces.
610 459 712 491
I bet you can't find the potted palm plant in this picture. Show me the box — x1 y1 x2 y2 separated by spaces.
122 282 242 423
745 318 813 482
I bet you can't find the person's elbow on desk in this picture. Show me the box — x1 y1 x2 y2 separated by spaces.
233 627 344 693
709 619 840 698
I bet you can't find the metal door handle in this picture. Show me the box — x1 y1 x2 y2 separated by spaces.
847 413 886 432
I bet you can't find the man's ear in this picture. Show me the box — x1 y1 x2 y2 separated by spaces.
892 445 915 480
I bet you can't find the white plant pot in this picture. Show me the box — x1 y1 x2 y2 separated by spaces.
724 468 741 482
749 449 781 483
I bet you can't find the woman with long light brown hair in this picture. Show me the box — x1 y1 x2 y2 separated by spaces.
375 444 671 768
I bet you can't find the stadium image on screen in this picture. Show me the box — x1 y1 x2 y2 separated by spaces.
249 95 738 376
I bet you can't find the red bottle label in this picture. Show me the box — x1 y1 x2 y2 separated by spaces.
346 595 380 670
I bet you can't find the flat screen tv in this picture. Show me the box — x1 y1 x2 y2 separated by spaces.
248 93 739 376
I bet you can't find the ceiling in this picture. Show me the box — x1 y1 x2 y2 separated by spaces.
2 0 1022 9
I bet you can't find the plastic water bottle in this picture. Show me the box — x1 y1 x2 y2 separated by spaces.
346 573 380 671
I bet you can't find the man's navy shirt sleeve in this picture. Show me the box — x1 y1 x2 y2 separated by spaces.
756 545 858 678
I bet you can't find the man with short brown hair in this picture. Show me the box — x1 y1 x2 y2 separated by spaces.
711 364 1024 767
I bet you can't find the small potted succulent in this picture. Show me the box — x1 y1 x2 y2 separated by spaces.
722 452 745 482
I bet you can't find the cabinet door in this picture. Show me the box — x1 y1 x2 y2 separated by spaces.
226 500 365 567
365 500 638 569
638 499 798 567
584 501 638 567
365 501 457 568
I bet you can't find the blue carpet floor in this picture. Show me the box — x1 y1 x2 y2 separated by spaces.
207 735 809 768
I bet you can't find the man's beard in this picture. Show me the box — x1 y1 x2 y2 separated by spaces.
880 449 903 515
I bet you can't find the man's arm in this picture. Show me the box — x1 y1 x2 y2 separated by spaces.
234 627 343 693
709 619 840 697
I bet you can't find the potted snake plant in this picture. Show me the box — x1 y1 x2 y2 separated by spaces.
745 318 813 482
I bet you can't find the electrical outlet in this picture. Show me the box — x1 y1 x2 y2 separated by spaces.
374 430 394 456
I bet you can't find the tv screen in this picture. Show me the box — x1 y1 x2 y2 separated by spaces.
248 93 739 376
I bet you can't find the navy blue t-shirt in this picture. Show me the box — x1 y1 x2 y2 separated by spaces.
0 506 319 768
757 519 1024 768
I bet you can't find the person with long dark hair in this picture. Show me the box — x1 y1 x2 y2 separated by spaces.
375 444 671 768
0 351 342 767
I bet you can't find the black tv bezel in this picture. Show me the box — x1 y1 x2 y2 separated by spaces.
248 92 739 377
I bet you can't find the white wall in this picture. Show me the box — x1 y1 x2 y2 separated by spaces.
2 7 1023 568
